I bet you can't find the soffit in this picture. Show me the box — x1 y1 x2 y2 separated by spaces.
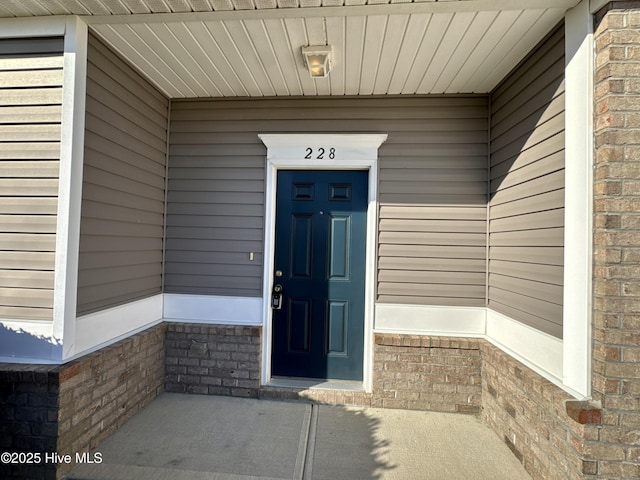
0 1 578 97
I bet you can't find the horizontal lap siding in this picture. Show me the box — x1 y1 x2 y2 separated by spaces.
0 37 63 321
167 96 488 304
488 24 565 338
77 34 168 315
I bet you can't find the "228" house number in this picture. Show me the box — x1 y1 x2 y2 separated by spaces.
304 147 336 160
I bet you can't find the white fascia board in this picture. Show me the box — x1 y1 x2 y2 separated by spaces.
563 0 593 398
84 1 578 25
0 16 67 37
55 16 88 362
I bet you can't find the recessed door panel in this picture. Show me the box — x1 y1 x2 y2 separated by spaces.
290 214 313 279
329 215 350 280
288 298 311 353
327 300 348 356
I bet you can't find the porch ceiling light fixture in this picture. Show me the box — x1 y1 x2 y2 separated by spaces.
302 45 333 78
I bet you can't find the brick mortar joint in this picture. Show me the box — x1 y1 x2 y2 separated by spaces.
375 342 480 351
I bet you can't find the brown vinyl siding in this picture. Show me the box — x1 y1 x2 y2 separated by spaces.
488 24 565 338
77 34 168 315
167 96 488 304
0 37 63 321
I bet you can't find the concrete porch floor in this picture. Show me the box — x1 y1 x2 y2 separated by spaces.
68 393 532 480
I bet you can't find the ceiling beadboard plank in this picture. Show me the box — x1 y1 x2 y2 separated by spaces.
242 19 291 95
224 19 276 96
2 0 50 16
450 9 521 93
0 1 36 16
255 0 277 8
325 15 345 95
359 15 387 95
101 0 135 14
232 0 256 10
51 0 92 14
165 0 192 11
186 0 214 10
132 23 207 95
76 0 111 14
475 8 560 92
417 11 475 93
94 24 186 97
401 11 452 94
161 22 225 96
39 1 69 14
304 15 325 43
343 15 365 95
119 0 152 12
283 17 317 95
262 18 304 95
210 0 234 10
373 13 409 95
143 0 172 12
386 13 430 94
304 16 330 95
433 11 499 93
208 20 264 96
193 21 248 96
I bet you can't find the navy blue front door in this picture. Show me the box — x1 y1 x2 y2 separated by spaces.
271 170 368 380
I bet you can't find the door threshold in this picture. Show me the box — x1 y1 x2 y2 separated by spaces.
267 376 365 392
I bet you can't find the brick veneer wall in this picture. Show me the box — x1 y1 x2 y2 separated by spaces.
56 324 165 478
0 365 59 480
165 324 261 398
372 334 481 413
0 324 165 480
592 3 640 479
482 342 593 480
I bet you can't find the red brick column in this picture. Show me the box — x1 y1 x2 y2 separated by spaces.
593 3 640 478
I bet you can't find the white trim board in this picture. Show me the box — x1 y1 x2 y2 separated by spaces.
485 309 573 396
72 294 163 360
56 16 88 362
375 304 486 336
163 294 262 325
563 0 593 398
259 133 387 393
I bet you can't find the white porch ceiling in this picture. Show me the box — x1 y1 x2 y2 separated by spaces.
0 0 580 98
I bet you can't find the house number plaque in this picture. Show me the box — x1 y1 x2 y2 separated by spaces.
304 147 336 160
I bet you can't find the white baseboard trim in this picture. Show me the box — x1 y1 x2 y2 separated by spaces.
374 303 486 336
163 294 262 326
485 308 565 390
72 294 164 360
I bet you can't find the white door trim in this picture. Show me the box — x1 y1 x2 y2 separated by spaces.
259 134 387 392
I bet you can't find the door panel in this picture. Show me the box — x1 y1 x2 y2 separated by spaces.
272 170 367 380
